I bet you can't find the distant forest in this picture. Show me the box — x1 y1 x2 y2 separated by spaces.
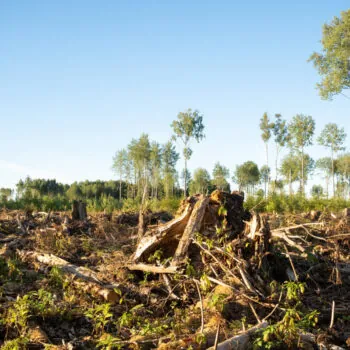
1 110 349 213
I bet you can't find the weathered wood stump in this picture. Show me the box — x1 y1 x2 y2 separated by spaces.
71 200 87 221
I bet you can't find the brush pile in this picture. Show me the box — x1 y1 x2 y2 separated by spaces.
0 191 350 349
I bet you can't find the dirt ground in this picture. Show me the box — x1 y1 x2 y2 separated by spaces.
0 193 350 349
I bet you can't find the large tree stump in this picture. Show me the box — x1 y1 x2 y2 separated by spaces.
72 200 87 221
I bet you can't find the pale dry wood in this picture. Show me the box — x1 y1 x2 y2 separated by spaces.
127 263 178 274
17 250 118 303
171 196 209 266
207 322 268 350
133 201 195 262
271 230 305 252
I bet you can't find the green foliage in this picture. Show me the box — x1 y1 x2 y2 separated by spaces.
283 281 305 301
118 304 144 328
30 289 60 318
0 188 13 201
1 337 29 350
96 333 122 350
208 293 226 312
212 162 230 191
171 108 205 195
309 9 350 99
254 308 318 349
318 123 347 154
4 294 31 333
311 185 323 199
190 168 211 194
288 114 315 193
260 112 274 143
85 303 113 335
0 257 23 281
244 193 350 214
233 161 260 195
200 273 211 292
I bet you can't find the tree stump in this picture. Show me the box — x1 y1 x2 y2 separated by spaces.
72 200 87 221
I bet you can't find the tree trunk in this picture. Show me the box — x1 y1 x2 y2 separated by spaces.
184 158 188 197
331 148 335 197
137 178 148 243
119 173 122 201
265 142 269 193
301 148 304 195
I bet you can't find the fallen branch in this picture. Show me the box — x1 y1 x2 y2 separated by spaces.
127 263 178 274
271 231 305 252
207 321 268 350
17 250 118 303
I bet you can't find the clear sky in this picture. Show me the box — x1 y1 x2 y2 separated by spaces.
0 1 349 191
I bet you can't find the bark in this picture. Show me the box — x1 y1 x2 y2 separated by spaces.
71 201 87 221
137 180 149 242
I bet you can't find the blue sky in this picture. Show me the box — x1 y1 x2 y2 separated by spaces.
0 1 349 191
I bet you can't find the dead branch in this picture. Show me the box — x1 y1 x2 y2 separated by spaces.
17 250 118 303
207 321 268 350
127 263 178 274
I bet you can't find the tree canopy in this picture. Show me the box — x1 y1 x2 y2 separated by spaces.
309 10 350 100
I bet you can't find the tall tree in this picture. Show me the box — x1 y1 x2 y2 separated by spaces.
272 114 289 186
311 185 323 199
181 169 192 194
171 109 205 197
128 134 151 199
288 114 315 194
317 123 346 196
0 188 13 202
162 141 179 198
112 148 128 201
316 157 332 198
335 153 350 199
212 162 230 191
233 161 260 196
280 154 300 195
260 165 270 199
259 112 274 171
190 168 211 195
309 10 350 100
149 142 162 199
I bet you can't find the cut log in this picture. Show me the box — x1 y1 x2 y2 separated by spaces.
17 250 118 303
171 196 209 266
207 321 268 350
71 200 87 221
